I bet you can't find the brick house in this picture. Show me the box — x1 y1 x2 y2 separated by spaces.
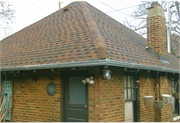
0 1 179 122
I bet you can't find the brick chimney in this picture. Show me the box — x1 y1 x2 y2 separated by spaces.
147 2 167 56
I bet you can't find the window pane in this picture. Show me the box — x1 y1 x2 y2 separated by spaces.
125 75 136 101
133 89 136 99
125 89 127 100
69 77 85 104
128 89 131 99
172 96 175 113
125 101 134 122
124 76 126 87
172 80 175 87
128 76 131 87
172 80 175 93
172 87 174 93
131 76 135 87
177 79 179 92
174 79 179 93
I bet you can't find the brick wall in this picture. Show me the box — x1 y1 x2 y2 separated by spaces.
88 67 125 122
139 71 155 122
2 67 177 122
153 74 174 122
160 75 173 122
11 67 125 122
12 70 61 122
154 74 161 122
138 72 178 122
88 67 101 122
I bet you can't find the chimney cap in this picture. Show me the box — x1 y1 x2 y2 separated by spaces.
151 2 161 8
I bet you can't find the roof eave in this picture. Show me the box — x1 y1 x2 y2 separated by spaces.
0 60 179 74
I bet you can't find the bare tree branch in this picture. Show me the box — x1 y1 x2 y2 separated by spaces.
123 1 180 56
175 1 180 18
0 1 15 21
124 1 180 35
0 1 16 40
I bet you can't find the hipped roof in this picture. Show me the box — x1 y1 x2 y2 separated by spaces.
0 1 179 71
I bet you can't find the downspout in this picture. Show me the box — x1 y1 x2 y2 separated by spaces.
167 1 171 53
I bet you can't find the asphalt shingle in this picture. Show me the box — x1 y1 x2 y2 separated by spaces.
0 1 179 71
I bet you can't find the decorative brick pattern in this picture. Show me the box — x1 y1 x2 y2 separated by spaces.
12 70 61 122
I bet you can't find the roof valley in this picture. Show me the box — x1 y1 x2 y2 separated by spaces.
80 2 111 60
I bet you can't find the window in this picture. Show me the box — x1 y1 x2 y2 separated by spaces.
172 78 179 117
124 74 138 122
124 76 136 101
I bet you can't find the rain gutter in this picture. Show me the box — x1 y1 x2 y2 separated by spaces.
0 60 179 74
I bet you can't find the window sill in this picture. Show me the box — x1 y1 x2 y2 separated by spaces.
173 116 180 121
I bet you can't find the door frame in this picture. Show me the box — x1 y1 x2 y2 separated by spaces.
61 69 89 122
124 72 140 122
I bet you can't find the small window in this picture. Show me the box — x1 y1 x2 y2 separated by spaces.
124 76 136 101
172 78 179 117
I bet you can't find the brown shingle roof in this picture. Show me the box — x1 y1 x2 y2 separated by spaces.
0 1 179 71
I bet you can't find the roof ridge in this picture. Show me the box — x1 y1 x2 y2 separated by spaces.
80 2 111 60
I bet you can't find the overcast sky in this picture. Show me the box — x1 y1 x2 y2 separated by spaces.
1 0 142 39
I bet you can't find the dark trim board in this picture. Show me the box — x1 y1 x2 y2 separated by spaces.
135 71 140 122
61 75 65 122
1 60 179 74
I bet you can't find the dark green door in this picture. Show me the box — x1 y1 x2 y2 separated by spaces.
62 71 88 122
